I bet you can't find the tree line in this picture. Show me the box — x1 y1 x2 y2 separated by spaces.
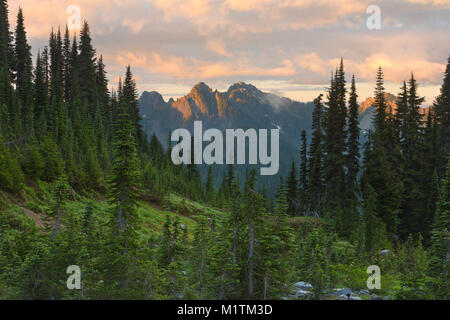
0 0 448 300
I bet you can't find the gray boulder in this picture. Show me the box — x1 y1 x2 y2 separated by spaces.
350 296 362 300
294 281 313 291
358 289 370 296
331 288 352 296
338 294 350 300
296 289 313 299
379 249 392 256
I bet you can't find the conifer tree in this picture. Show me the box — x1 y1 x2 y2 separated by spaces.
0 0 15 80
190 215 210 298
308 94 324 215
298 130 308 214
78 21 96 115
346 75 360 192
121 65 143 147
14 8 33 130
434 55 450 177
365 68 402 237
323 60 347 215
398 74 426 238
287 159 298 216
0 131 24 193
427 157 449 299
109 99 140 238
34 51 48 135
258 177 295 299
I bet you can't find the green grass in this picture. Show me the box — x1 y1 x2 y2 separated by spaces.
5 179 225 241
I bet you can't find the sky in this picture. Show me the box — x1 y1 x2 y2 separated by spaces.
8 0 450 105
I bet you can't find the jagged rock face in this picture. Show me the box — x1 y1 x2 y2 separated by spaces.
138 82 315 194
166 82 233 120
358 93 429 132
359 93 397 114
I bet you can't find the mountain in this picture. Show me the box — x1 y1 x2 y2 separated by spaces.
139 83 430 194
358 93 397 133
139 82 315 193
358 93 430 134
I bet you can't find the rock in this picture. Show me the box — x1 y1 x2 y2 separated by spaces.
338 294 350 300
358 289 370 296
379 249 392 256
371 294 383 300
383 295 392 300
350 296 362 300
294 281 313 291
296 289 313 299
331 288 352 296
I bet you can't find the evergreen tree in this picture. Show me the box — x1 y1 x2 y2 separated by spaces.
258 177 294 299
434 55 450 177
287 159 298 216
78 21 96 116
106 98 141 294
0 131 24 193
121 65 143 147
427 157 449 299
346 75 360 192
308 94 324 216
323 60 347 215
190 215 210 298
14 8 33 130
109 99 140 237
0 0 15 80
34 51 48 136
365 67 402 237
398 74 426 238
298 130 308 214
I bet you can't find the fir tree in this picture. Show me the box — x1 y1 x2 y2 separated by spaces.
287 159 298 216
434 55 450 178
298 130 308 214
308 94 324 216
427 157 450 299
346 75 360 192
78 21 96 115
14 7 33 130
323 60 347 215
366 67 402 237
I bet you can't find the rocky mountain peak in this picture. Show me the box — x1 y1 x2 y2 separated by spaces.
359 93 397 114
140 91 166 106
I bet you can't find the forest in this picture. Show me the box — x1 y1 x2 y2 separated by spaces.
0 0 448 300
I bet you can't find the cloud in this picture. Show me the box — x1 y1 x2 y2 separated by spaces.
116 50 295 80
290 52 446 85
122 19 148 34
405 0 450 6
206 39 232 57
7 0 450 104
